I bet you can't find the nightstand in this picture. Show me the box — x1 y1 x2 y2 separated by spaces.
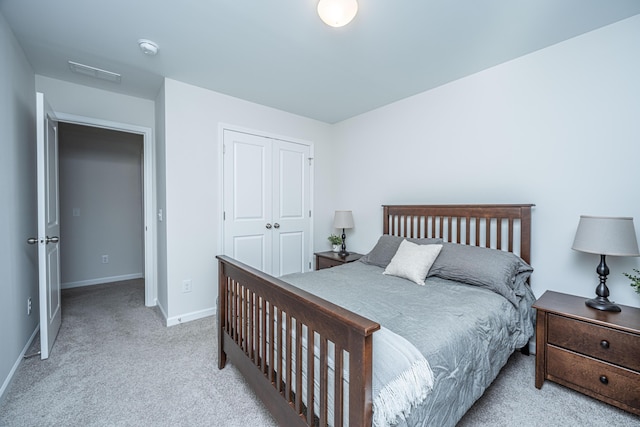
533 291 640 415
314 251 362 270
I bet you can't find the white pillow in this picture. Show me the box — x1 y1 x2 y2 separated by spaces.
383 240 443 285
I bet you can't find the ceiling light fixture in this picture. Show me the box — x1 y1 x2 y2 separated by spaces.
68 61 121 83
317 0 358 28
138 39 159 56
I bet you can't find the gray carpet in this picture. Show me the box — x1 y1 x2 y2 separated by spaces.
0 280 638 426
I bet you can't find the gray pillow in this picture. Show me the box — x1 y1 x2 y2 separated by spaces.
360 234 443 268
426 243 533 306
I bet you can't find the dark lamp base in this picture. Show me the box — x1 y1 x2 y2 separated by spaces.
585 297 621 312
338 250 350 258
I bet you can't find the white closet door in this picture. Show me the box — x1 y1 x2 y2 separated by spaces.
223 130 311 276
223 130 272 272
272 140 310 276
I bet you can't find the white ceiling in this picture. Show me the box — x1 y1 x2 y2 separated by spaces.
2 1 640 123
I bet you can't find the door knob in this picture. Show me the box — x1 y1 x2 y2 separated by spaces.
274 223 280 229
46 236 59 244
27 237 39 245
265 223 272 229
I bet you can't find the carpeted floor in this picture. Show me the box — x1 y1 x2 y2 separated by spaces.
0 279 638 426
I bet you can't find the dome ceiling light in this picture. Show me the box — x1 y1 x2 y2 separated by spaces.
317 0 358 28
138 39 159 56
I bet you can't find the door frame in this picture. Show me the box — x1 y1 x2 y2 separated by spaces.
218 123 315 272
55 112 157 306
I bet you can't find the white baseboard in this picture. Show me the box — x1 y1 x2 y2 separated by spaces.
166 306 216 327
61 273 144 289
0 326 39 404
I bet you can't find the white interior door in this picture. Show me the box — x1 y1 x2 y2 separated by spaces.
223 129 311 276
223 130 272 272
272 140 310 276
36 92 62 360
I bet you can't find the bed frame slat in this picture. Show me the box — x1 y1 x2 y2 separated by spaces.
306 326 315 425
334 345 344 427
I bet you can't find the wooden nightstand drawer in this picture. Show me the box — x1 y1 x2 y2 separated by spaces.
314 251 362 270
548 313 640 371
547 345 640 411
317 257 343 270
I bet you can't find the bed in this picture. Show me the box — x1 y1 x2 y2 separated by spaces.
217 204 536 426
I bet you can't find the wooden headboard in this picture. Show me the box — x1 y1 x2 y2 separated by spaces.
383 204 534 264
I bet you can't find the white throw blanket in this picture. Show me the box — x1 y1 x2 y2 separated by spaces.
253 292 434 426
284 325 434 426
372 327 434 427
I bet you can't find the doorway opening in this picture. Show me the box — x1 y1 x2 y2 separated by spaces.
55 114 156 306
58 123 144 293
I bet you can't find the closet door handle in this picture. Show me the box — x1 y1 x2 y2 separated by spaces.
46 236 59 244
273 223 280 229
265 223 272 229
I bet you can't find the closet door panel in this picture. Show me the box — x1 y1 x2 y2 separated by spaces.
278 231 305 276
223 130 272 273
272 140 310 276
232 235 267 272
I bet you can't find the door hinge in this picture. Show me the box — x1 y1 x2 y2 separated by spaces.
223 211 226 220
309 210 311 218
223 144 226 155
308 157 313 166
309 262 312 270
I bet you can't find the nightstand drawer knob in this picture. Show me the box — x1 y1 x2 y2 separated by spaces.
599 375 609 385
600 340 610 349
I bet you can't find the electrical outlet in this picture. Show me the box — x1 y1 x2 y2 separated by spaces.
27 297 32 315
182 279 192 293
102 255 109 264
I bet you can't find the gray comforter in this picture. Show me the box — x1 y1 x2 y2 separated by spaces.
281 260 536 427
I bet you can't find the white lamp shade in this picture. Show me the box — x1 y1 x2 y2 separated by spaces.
572 215 640 256
333 210 354 229
317 0 358 28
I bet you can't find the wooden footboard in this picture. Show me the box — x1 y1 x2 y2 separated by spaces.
217 255 380 427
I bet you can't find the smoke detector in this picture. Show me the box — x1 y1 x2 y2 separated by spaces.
138 39 159 56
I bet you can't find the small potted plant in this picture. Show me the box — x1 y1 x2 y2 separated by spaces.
624 268 640 295
328 234 342 252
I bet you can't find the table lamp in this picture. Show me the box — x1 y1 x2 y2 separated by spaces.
572 215 640 312
333 210 354 257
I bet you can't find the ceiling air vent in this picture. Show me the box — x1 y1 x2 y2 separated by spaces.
68 61 121 83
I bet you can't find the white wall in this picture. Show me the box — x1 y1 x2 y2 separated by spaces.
58 123 144 287
0 12 38 401
158 79 334 324
332 15 640 308
35 76 155 129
